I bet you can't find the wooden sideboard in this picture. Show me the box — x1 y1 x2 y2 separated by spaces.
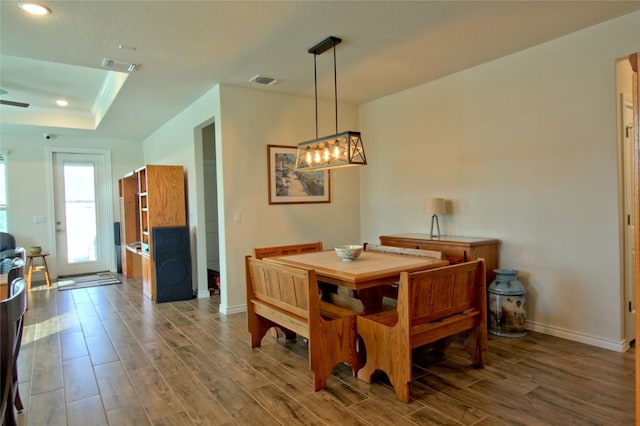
379 233 500 283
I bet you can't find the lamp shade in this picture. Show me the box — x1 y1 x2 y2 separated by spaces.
424 198 446 215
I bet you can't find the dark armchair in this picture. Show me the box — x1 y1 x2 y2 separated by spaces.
0 232 16 262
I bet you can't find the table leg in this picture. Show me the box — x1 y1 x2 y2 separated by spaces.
26 258 33 289
357 287 385 315
41 256 51 287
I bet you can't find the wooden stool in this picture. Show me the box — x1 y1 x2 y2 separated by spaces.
26 253 51 288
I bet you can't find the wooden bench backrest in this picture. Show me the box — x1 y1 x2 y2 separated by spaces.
247 257 318 322
365 243 443 260
357 260 486 402
399 260 485 326
253 242 323 259
245 255 361 391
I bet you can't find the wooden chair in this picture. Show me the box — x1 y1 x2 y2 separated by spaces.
245 256 361 390
13 247 25 264
7 278 25 416
0 258 13 274
7 258 24 283
357 260 487 403
253 241 323 259
1 278 27 426
8 259 26 311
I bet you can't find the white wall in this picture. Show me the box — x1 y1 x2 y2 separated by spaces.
142 84 360 313
143 86 222 299
359 11 640 351
0 128 142 278
218 85 360 312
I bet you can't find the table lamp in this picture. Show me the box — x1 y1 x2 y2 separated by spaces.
424 198 446 238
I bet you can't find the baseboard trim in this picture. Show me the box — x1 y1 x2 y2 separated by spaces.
215 305 629 351
219 303 246 315
526 320 627 352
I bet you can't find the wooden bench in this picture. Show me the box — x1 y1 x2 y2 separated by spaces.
363 243 444 303
253 242 324 338
356 260 486 402
253 241 323 260
364 243 443 259
245 256 361 391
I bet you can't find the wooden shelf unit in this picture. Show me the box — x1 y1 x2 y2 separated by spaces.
119 165 186 301
119 172 140 278
379 233 500 283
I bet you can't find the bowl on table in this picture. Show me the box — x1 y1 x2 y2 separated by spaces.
29 246 42 255
334 245 363 262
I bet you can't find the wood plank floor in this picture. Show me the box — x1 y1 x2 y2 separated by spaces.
13 275 635 425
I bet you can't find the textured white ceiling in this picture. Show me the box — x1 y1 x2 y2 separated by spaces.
1 1 639 140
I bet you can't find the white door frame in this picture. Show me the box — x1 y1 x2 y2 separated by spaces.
622 93 636 344
45 147 114 279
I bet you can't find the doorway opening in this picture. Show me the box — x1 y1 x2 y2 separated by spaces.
618 55 637 348
202 122 220 296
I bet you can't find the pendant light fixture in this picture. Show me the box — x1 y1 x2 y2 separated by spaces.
294 36 367 172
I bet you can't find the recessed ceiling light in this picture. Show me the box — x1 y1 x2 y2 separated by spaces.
56 99 69 107
18 2 51 15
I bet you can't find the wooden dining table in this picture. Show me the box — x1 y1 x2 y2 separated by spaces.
265 250 448 313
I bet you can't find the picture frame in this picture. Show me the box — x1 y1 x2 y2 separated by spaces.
268 144 330 204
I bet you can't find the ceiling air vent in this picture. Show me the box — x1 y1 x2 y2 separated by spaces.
250 75 278 86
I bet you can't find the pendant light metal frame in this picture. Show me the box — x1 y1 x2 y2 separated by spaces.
294 36 367 172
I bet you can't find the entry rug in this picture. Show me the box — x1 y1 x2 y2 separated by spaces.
57 272 121 291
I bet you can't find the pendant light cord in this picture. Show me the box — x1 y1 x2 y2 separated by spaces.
314 54 318 139
333 43 338 134
311 37 340 139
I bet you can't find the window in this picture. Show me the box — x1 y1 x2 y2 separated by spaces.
0 155 6 232
63 162 98 262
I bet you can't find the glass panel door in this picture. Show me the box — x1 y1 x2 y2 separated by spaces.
53 152 110 276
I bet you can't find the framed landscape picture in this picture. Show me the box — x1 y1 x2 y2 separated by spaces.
267 145 330 204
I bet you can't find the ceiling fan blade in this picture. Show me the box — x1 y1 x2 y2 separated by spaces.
0 100 30 108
